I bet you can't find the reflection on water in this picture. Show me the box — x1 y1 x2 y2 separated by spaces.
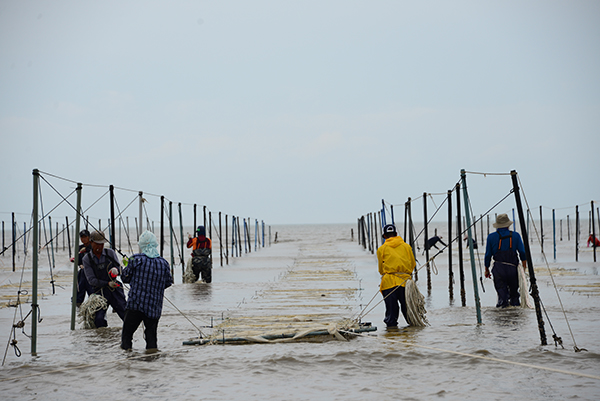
485 307 529 330
189 282 213 302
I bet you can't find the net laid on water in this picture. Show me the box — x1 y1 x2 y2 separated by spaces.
184 244 374 345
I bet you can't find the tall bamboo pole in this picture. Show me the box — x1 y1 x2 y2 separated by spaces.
160 196 165 257
447 189 453 300
456 182 466 307
49 216 55 269
511 170 547 345
66 216 72 259
592 201 597 262
110 185 116 250
32 170 40 354
138 192 143 241
553 209 556 260
540 206 544 254
423 193 431 294
237 216 242 256
403 200 408 240
576 205 579 262
460 170 481 323
408 199 417 282
169 201 174 274
219 212 223 267
70 183 82 331
12 212 15 271
178 202 185 278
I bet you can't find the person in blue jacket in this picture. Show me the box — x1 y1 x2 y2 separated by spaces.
121 230 173 351
484 214 527 307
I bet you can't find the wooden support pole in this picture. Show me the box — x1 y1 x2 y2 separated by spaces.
592 201 597 262
408 199 417 282
219 212 223 267
193 204 197 232
511 170 547 345
423 193 431 294
553 209 556 260
540 206 544 254
169 201 174 275
375 212 379 250
243 219 248 254
32 170 40 353
560 219 563 241
109 185 116 250
138 191 143 241
66 216 72 259
403 200 408 240
237 216 242 256
70 182 82 331
576 205 579 262
448 189 453 300
456 182 466 307
480 214 484 246
160 196 165 257
178 202 185 278
231 216 236 257
49 216 56 269
209 212 213 243
461 170 481 324
12 212 16 271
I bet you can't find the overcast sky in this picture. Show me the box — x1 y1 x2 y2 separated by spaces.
1 1 599 226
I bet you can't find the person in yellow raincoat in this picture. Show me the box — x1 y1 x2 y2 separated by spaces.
377 224 416 328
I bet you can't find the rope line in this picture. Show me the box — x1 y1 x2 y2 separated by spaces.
463 171 512 176
342 331 600 381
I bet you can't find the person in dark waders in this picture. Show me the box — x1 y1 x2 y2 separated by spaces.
423 235 447 255
121 231 173 351
186 225 212 283
82 231 127 328
70 229 93 306
484 214 527 308
377 224 416 328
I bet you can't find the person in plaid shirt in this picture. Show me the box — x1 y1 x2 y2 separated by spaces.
121 230 173 351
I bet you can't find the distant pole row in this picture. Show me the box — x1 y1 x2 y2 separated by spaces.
4 169 272 356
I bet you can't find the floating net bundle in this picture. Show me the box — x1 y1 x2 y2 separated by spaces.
78 294 108 329
405 279 428 327
182 258 196 284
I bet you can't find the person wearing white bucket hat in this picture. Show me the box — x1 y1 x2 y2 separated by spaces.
484 214 527 307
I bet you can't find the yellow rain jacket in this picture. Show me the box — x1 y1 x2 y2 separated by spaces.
377 235 416 292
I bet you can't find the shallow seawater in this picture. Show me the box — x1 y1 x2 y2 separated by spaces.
1 223 599 400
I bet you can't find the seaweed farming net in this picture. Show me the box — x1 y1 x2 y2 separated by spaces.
185 246 369 345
